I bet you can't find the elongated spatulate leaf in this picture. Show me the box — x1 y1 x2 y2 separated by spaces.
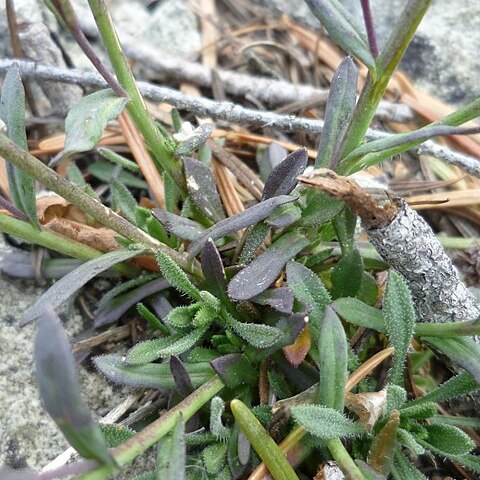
224 313 283 348
0 63 39 227
228 232 309 300
201 238 228 301
35 309 114 465
316 57 358 169
251 287 294 314
152 209 205 241
94 354 214 389
22 248 146 325
330 248 363 299
304 0 376 72
187 195 296 257
156 415 186 480
63 89 128 158
183 156 225 223
384 271 416 385
262 147 308 199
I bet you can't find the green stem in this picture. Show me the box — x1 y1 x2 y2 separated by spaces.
326 438 365 480
86 0 183 189
0 133 201 277
231 399 300 480
340 0 432 160
77 376 224 480
416 319 480 337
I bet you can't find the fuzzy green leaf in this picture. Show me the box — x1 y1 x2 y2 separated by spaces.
126 328 208 365
228 232 309 300
318 306 348 411
210 354 258 388
156 251 201 300
397 428 425 455
202 443 228 475
100 423 135 447
63 89 128 157
0 63 39 227
430 415 480 429
316 58 358 169
93 354 214 389
292 405 365 439
238 222 270 264
98 147 140 172
35 310 114 466
156 415 185 480
88 161 148 189
392 451 428 480
23 248 146 325
398 402 436 420
165 306 195 331
225 314 283 348
111 179 138 224
304 0 376 71
210 396 230 441
422 336 480 383
385 385 407 417
332 206 357 254
383 271 416 385
300 190 344 227
424 424 475 456
331 248 363 299
332 297 385 332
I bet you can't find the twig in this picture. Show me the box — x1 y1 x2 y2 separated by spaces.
0 60 479 178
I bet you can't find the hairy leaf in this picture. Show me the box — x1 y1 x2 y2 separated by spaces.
383 271 415 385
126 327 207 364
251 287 294 314
332 206 357 254
210 396 230 441
262 147 308 199
210 354 258 388
228 232 309 300
156 415 185 480
225 314 283 348
152 209 205 241
63 89 128 157
100 423 135 448
155 251 201 301
187 195 296 257
201 238 228 302
202 443 228 475
265 203 302 228
111 179 138 224
392 451 428 480
316 57 358 169
22 248 146 324
183 156 225 222
397 428 425 455
35 310 113 465
332 297 386 332
175 123 213 156
398 402 436 420
238 222 270 264
424 424 475 456
331 248 363 299
304 0 376 71
300 190 344 227
292 405 365 439
94 354 214 389
0 63 39 227
318 307 348 411
95 277 169 327
88 161 148 189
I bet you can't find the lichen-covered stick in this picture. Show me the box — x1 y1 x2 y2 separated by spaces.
299 169 480 324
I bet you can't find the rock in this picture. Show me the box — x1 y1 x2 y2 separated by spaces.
253 0 480 106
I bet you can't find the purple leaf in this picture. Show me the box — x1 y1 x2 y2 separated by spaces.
170 355 195 397
22 248 146 325
187 195 297 258
262 147 308 199
152 209 205 241
201 238 228 301
210 354 258 388
35 309 114 465
251 287 295 314
228 232 309 301
94 277 169 327
183 156 225 222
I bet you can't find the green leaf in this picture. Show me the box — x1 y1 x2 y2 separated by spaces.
265 203 302 228
300 190 344 227
397 428 425 455
331 248 363 299
398 402 436 420
385 385 407 417
100 423 135 447
304 0 376 72
406 371 480 407
318 306 348 411
111 179 138 224
423 336 480 383
35 310 114 466
292 405 365 439
332 206 357 255
165 306 195 332
98 147 140 172
231 399 300 480
225 313 283 349
392 451 428 480
0 63 39 227
93 354 214 389
156 415 185 480
424 424 475 455
210 354 258 388
22 248 146 324
383 271 416 385
333 297 386 332
430 415 480 429
209 396 230 441
183 156 225 223
88 161 148 189
155 251 201 301
202 443 228 475
316 57 358 169
238 222 270 264
63 89 128 157
228 232 309 300
286 261 331 352
126 328 208 364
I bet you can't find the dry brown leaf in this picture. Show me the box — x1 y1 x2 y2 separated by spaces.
283 325 311 368
314 461 345 480
345 389 387 431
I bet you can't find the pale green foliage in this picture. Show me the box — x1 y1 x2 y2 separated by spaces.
209 396 230 441
399 402 436 420
397 428 425 455
424 424 475 456
165 306 195 331
202 442 228 475
224 313 282 348
100 423 135 447
111 179 138 224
